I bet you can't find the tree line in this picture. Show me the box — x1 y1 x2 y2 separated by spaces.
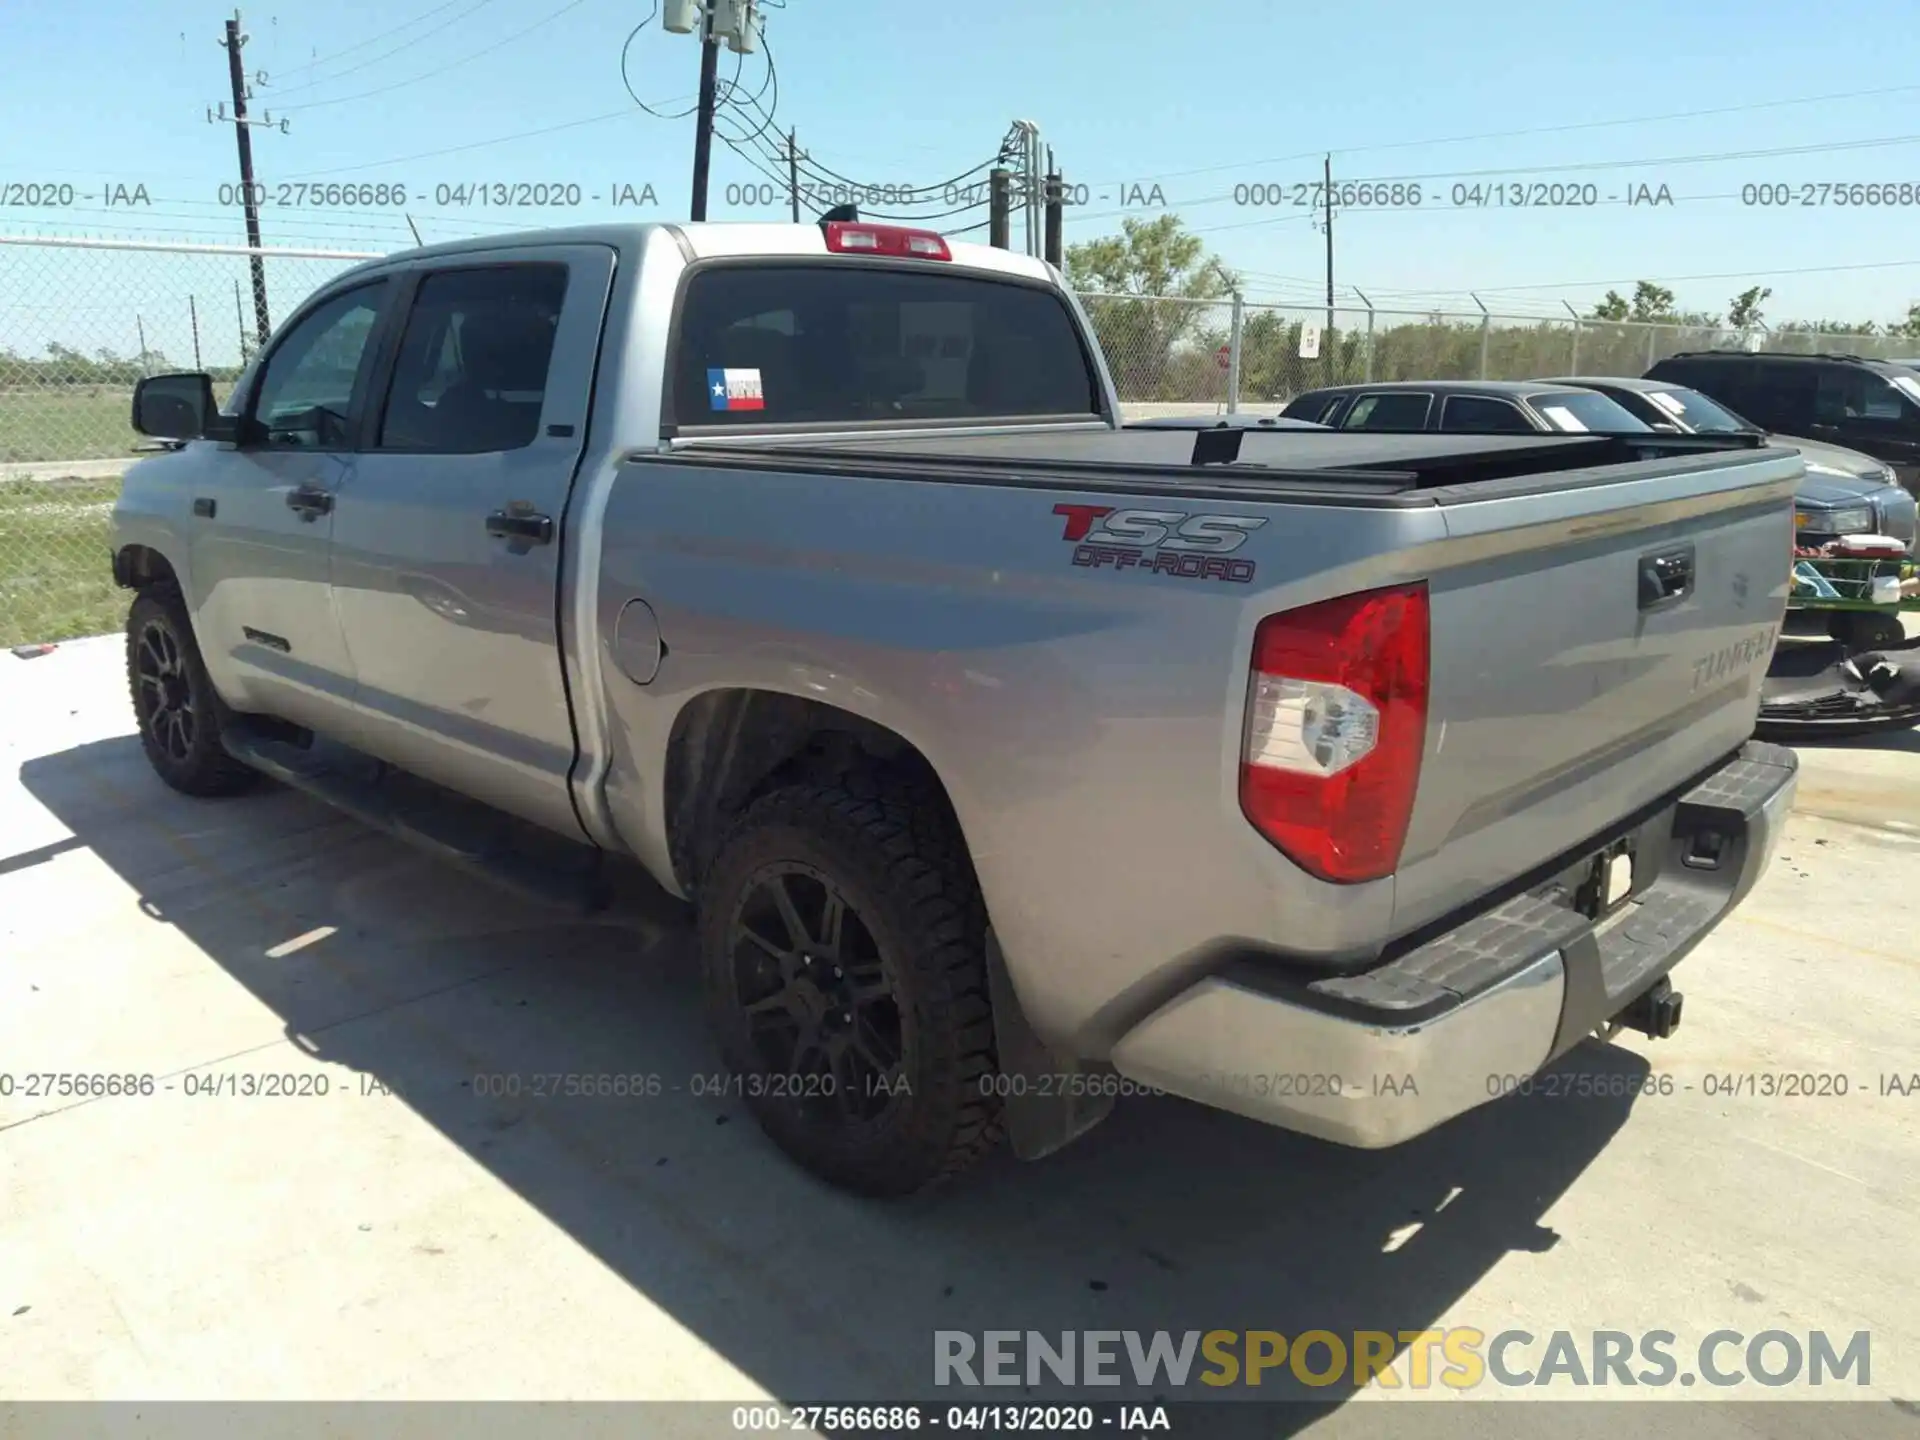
0 343 245 389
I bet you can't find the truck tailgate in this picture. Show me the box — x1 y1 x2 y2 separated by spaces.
1390 451 1797 934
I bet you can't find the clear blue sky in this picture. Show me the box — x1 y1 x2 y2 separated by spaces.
7 0 1920 324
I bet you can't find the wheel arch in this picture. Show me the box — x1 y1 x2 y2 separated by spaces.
112 542 184 595
666 685 1114 1169
661 687 970 900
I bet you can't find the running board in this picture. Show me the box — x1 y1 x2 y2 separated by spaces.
221 723 618 916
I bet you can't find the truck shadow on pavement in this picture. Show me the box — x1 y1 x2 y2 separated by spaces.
24 735 1651 1425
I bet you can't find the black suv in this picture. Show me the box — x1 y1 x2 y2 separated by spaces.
1643 351 1920 497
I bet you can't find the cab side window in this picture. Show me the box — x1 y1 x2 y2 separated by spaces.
1342 392 1432 429
376 265 570 453
249 282 388 449
1816 367 1904 423
1439 395 1533 433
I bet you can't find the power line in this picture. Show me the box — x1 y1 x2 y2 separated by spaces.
261 0 505 99
621 3 700 120
716 33 1005 204
258 0 479 86
1076 81 1920 191
277 106 644 179
276 0 599 112
1064 130 1920 232
861 197 991 223
711 43 779 147
719 135 802 196
1324 131 1920 186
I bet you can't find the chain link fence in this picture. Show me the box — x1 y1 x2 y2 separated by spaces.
1076 293 1240 416
1081 292 1920 417
0 236 378 647
2 234 1913 646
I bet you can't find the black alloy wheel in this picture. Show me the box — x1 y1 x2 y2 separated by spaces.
727 861 907 1125
134 615 197 764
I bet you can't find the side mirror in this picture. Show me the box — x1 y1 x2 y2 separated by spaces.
131 372 229 442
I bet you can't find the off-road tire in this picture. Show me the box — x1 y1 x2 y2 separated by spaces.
126 588 257 797
697 778 1002 1196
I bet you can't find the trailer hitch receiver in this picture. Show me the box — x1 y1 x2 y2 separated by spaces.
1619 977 1684 1040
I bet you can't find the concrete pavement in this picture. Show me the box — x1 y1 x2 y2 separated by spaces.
1 636 1916 1430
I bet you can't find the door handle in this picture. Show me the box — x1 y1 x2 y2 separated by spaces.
1638 545 1695 610
486 510 554 545
286 485 333 520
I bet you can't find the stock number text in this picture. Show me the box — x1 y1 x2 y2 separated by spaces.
0 1073 156 1099
1743 182 1920 207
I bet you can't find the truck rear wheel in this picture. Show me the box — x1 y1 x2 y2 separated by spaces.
126 589 257 797
697 779 1002 1196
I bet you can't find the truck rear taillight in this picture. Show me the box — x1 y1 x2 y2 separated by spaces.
821 221 952 261
1239 582 1430 883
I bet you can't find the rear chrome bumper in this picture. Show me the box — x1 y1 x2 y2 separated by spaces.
1111 741 1798 1148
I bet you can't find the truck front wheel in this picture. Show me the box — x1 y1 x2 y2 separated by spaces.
697 780 1003 1196
126 589 257 797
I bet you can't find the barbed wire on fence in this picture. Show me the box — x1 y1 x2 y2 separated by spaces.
2 234 1913 645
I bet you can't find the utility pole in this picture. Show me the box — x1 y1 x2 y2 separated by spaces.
1043 171 1063 269
1322 153 1335 382
779 128 803 221
663 1 757 221
688 7 721 221
988 168 1011 249
218 13 273 347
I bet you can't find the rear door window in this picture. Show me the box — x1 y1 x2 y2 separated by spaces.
1816 367 1906 423
376 265 569 453
670 264 1100 428
1439 395 1536 433
1340 392 1432 429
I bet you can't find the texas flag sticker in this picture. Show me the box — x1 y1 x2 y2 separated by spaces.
707 367 765 411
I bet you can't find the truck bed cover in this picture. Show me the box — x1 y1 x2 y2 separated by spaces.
661 426 1783 500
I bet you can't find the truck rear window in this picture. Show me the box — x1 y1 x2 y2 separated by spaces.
669 263 1101 429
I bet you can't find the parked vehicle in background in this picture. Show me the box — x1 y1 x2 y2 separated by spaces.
1123 412 1325 431
1644 352 1920 499
110 217 1800 1197
1278 380 1652 434
1545 376 1917 551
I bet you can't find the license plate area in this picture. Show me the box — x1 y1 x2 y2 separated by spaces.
1570 839 1636 921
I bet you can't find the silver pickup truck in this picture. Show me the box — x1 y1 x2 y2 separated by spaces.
112 219 1800 1196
